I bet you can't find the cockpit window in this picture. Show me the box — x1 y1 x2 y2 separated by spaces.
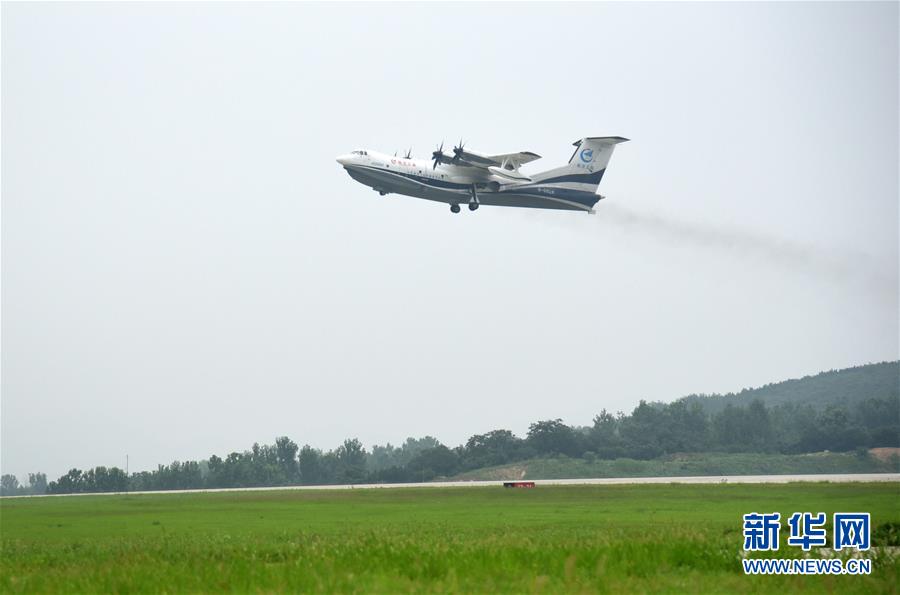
351 150 368 156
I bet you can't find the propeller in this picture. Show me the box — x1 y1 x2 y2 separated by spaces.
405 148 412 159
452 139 465 163
431 141 445 170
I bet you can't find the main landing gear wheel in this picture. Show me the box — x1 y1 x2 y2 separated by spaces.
468 184 479 211
450 204 461 214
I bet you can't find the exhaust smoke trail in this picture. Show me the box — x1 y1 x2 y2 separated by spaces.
596 203 897 299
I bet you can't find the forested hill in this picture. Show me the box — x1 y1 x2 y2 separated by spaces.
3 361 897 496
679 361 899 415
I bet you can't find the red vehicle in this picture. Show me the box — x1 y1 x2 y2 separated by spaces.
503 481 536 488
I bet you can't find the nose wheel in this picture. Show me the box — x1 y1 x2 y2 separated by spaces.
450 204 461 213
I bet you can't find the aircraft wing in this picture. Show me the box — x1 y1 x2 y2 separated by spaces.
452 149 541 170
485 151 542 168
449 149 495 167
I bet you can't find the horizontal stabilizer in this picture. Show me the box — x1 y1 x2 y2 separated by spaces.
572 137 629 146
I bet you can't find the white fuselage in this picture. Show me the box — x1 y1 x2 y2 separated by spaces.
336 150 503 205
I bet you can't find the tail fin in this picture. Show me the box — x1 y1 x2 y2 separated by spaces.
531 136 629 191
569 137 628 169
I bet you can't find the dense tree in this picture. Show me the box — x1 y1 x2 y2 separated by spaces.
206 454 226 487
335 438 367 483
368 444 401 472
527 419 582 457
49 469 85 494
461 429 525 469
27 472 48 495
83 466 129 492
814 406 868 452
298 445 325 484
275 436 299 483
368 436 441 471
666 401 710 452
855 397 900 446
1 474 20 496
619 401 667 459
710 400 774 452
407 445 459 480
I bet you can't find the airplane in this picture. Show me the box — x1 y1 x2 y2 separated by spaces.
336 136 628 214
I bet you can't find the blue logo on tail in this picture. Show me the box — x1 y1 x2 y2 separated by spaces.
580 148 594 163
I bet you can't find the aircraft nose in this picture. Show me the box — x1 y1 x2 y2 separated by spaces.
336 154 351 166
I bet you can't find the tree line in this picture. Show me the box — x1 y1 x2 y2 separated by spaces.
2 395 896 496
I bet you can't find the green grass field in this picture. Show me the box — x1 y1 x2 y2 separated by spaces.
1 483 898 593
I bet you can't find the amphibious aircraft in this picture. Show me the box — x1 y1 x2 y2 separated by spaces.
336 136 628 213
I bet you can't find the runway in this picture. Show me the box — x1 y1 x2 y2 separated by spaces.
10 472 898 498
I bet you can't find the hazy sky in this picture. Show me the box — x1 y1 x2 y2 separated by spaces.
2 2 898 480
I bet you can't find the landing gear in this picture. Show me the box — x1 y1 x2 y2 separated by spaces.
379 191 387 196
451 185 479 213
